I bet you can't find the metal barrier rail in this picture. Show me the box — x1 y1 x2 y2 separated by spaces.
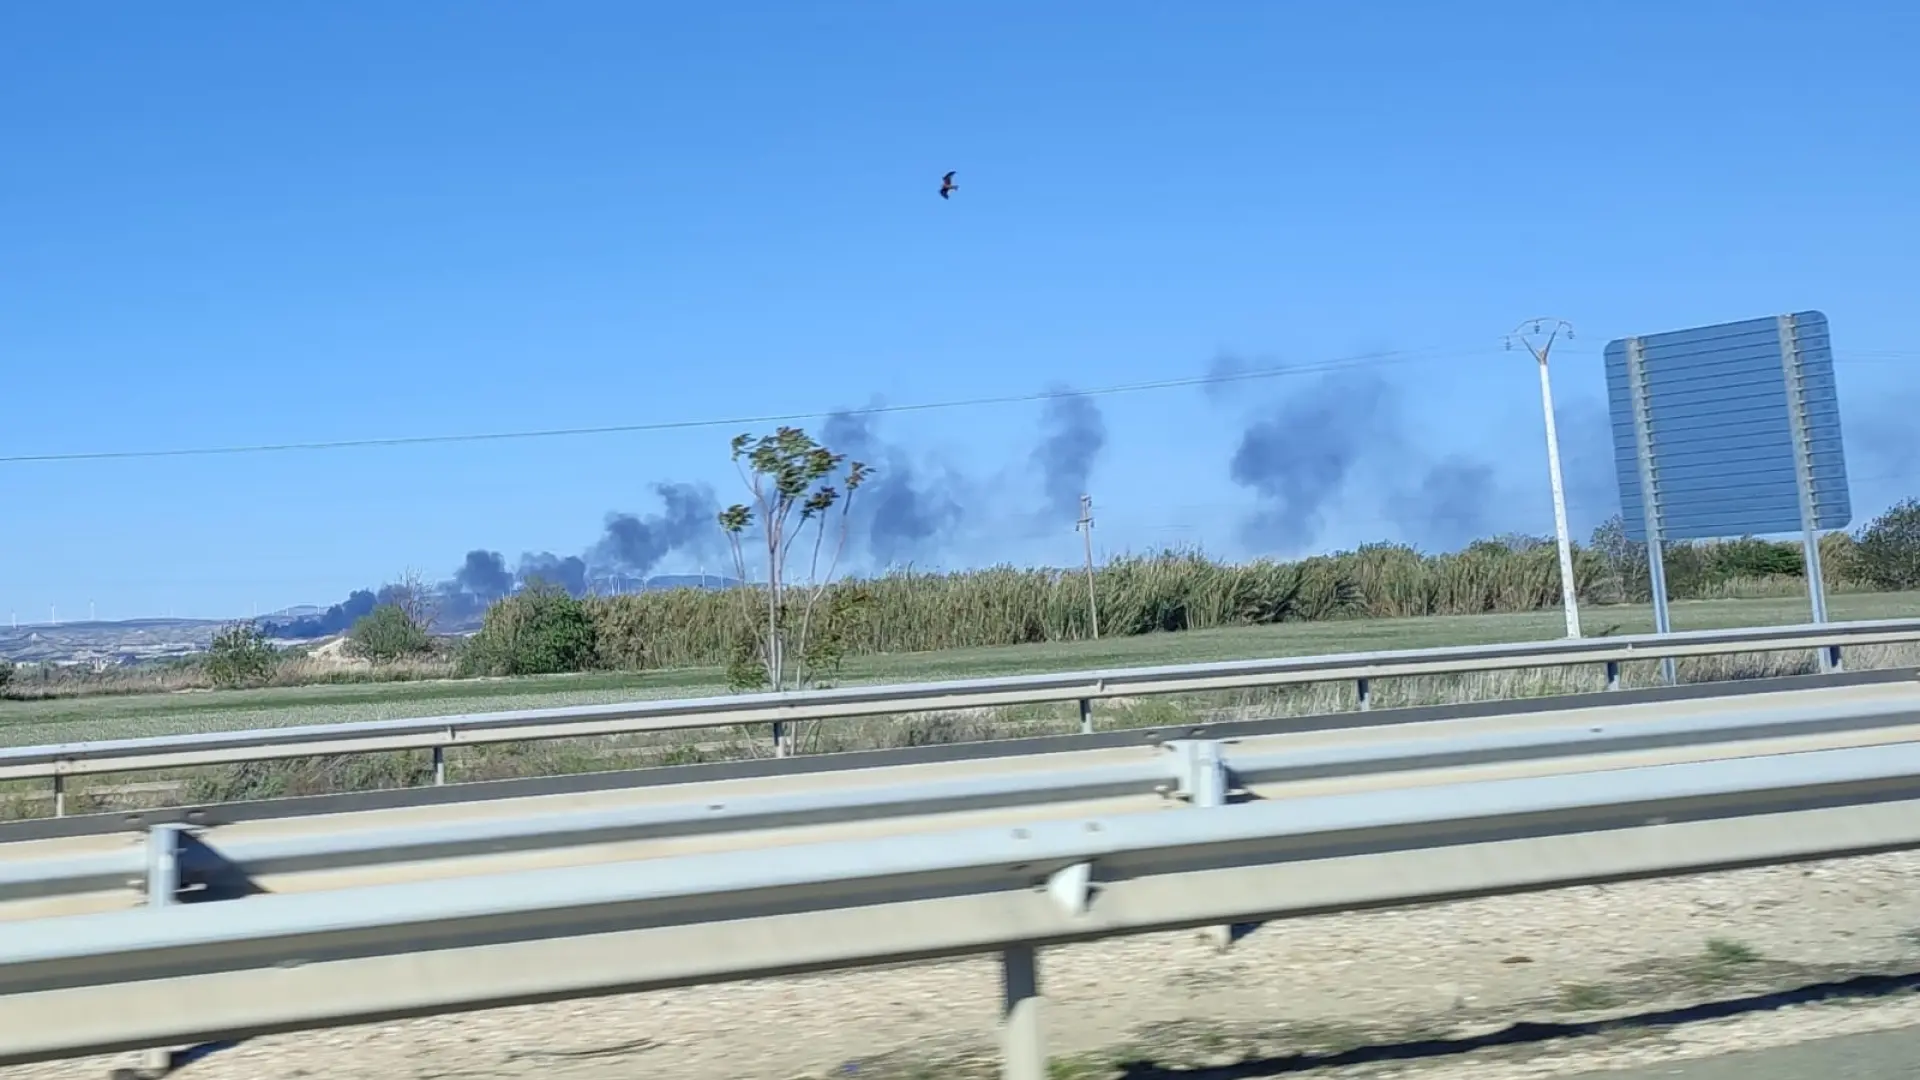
7 680 1920 913
5 736 1920 1077
5 617 1918 818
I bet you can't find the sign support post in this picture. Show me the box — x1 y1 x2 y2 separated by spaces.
1605 311 1854 691
1624 336 1677 686
1778 313 1840 672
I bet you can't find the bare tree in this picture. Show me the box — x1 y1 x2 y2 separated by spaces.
719 426 869 756
391 568 442 636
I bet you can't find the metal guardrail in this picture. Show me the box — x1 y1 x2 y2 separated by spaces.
5 731 1920 1077
7 680 1919 914
6 617 1919 817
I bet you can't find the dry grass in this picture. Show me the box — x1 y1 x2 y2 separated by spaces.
0 650 460 702
5 639 1912 821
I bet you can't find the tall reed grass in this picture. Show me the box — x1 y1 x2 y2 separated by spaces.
586 540 1875 670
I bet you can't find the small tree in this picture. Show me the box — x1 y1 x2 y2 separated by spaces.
204 622 279 689
1588 515 1646 604
387 568 443 635
457 582 598 676
0 659 13 692
347 603 434 663
719 426 869 755
1856 498 1920 591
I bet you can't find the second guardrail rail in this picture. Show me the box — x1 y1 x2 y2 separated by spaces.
4 617 1917 817
9 735 1920 1077
6 675 1919 920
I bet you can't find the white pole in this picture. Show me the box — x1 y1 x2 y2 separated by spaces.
1537 356 1582 638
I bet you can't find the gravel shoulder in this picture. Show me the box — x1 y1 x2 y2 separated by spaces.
13 848 1920 1080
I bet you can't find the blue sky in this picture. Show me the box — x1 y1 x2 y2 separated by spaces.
2 1 1916 622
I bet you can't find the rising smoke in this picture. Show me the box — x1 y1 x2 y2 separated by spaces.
591 482 725 581
1852 391 1919 486
819 389 1112 568
1386 456 1498 553
262 482 730 638
1548 398 1624 535
821 409 967 568
1032 388 1107 519
274 351 1638 639
1226 366 1401 551
1216 360 1605 554
452 550 515 603
517 552 589 596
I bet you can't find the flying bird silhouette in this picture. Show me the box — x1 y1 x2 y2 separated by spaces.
939 171 958 199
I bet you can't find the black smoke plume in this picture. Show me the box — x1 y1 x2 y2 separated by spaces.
261 588 384 639
1387 456 1497 553
453 550 515 602
1549 398 1623 537
517 552 588 595
1853 391 1919 488
261 483 729 638
821 409 965 568
591 482 725 580
1227 368 1398 552
1032 388 1107 519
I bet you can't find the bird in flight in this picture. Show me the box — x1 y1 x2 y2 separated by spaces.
939 171 958 200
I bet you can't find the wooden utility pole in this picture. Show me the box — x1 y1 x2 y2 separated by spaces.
1076 494 1100 640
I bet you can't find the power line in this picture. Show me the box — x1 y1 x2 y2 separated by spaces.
2 343 1905 468
0 346 1476 466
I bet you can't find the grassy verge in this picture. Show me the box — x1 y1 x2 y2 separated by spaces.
4 632 1915 821
3 592 1914 749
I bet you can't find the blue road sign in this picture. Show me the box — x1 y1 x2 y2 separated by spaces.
1604 312 1851 544
1602 311 1854 680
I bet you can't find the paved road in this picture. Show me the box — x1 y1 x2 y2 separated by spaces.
1570 1025 1920 1078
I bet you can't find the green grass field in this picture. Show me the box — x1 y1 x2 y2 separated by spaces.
3 591 1914 750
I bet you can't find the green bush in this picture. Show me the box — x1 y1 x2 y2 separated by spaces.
1706 536 1806 579
0 659 13 691
458 584 599 676
346 603 433 663
1857 498 1920 591
204 622 279 689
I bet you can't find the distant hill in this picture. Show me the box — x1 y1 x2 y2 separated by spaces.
263 604 326 619
0 617 226 666
0 576 749 665
639 574 742 591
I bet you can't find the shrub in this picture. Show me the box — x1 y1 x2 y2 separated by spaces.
458 583 599 676
204 622 279 689
346 603 433 663
0 659 12 691
1820 530 1863 588
1706 536 1805 579
1856 498 1920 591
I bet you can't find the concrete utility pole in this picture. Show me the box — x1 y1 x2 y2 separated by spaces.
1507 318 1583 639
1076 494 1100 640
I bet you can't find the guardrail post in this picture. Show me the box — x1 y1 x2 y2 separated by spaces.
1169 739 1233 950
129 824 190 1078
1077 697 1093 735
1356 678 1372 711
432 745 446 786
51 774 65 818
1605 660 1621 691
1827 644 1845 673
1000 943 1046 1080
